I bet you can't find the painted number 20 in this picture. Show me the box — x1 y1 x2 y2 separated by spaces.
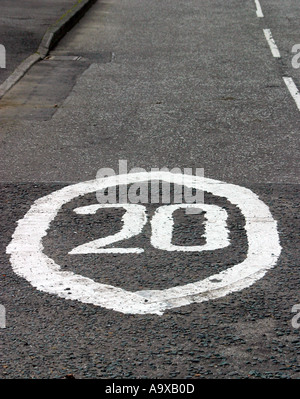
69 204 229 255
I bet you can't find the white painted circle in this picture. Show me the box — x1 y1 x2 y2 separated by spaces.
6 172 281 315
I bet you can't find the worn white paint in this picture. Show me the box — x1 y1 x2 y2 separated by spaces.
283 77 300 111
254 0 264 18
6 172 281 315
263 29 281 58
69 204 147 254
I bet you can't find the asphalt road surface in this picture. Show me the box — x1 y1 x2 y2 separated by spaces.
0 0 300 380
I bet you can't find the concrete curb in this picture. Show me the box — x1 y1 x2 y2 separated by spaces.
0 0 97 99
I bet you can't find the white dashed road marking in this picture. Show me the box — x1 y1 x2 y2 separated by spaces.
263 29 281 58
283 77 300 111
69 204 147 254
254 0 264 18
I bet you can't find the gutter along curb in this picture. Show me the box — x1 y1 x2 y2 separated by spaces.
0 0 97 99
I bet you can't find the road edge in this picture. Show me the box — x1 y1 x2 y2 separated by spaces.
0 0 97 99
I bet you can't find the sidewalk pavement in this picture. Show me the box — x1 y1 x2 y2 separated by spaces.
0 0 96 89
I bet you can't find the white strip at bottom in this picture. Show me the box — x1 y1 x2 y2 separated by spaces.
283 77 300 111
